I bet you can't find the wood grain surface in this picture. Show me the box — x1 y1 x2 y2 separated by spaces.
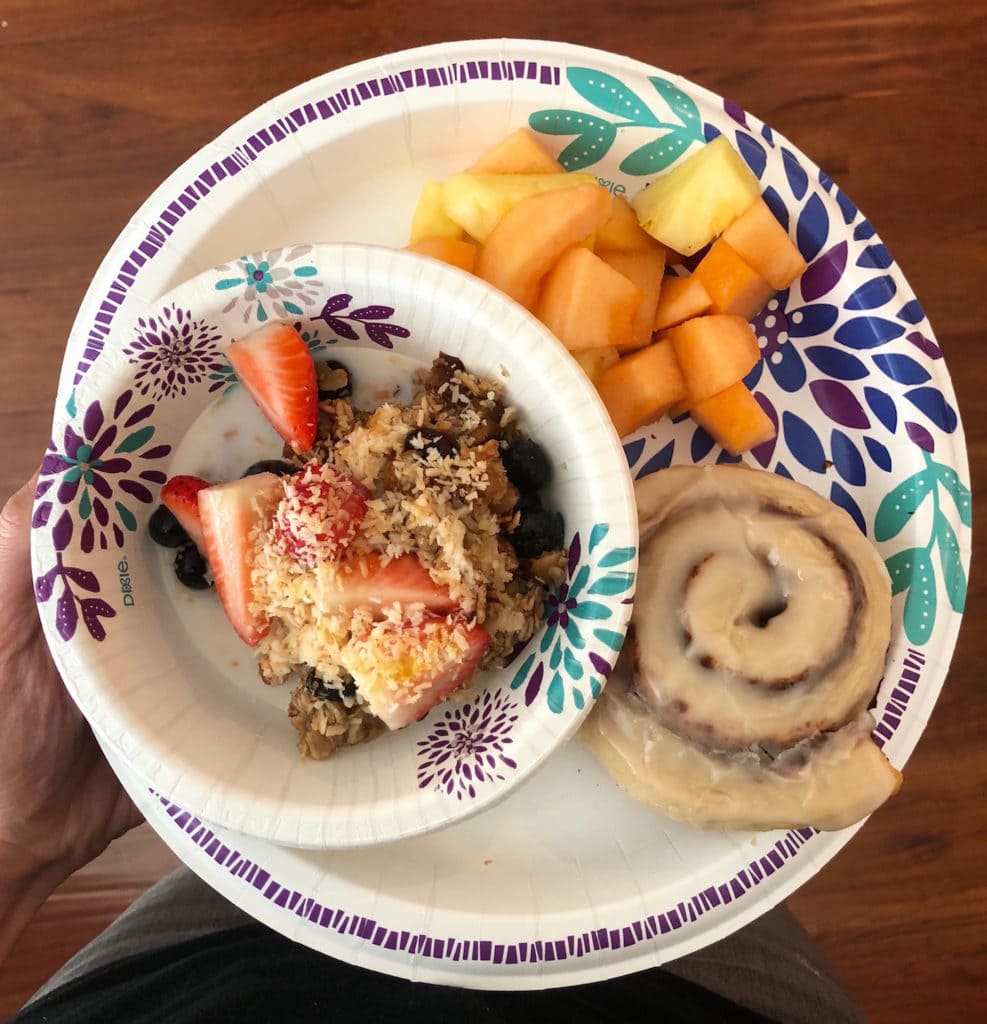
1 1 984 1019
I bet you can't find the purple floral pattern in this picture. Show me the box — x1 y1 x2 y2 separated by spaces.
416 689 520 800
34 509 116 642
312 293 410 349
122 304 226 400
35 390 170 553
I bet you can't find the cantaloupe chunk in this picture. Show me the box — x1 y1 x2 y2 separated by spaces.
441 172 596 243
476 184 613 310
594 340 687 438
692 238 774 319
653 275 713 331
632 136 761 256
722 198 808 290
690 381 775 455
599 249 667 352
468 128 563 174
536 248 642 351
662 314 760 404
406 237 477 273
410 181 465 243
572 345 620 382
595 196 664 253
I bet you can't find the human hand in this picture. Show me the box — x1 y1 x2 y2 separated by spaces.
0 474 142 956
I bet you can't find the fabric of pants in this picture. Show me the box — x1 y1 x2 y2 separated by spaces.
27 867 864 1024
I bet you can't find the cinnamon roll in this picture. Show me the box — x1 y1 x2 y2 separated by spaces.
581 465 900 831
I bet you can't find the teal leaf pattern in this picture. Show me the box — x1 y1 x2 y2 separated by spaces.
874 468 936 542
566 68 661 125
648 77 704 139
903 550 935 644
880 455 969 643
620 131 695 175
885 548 921 597
115 425 155 454
935 515 967 613
511 524 635 712
531 67 712 175
935 463 972 527
527 111 616 171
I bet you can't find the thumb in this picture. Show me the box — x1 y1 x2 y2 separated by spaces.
0 472 43 602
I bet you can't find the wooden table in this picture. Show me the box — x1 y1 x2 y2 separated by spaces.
1 1 984 1018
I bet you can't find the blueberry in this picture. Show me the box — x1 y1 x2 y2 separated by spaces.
304 668 357 702
316 359 353 400
148 504 189 548
174 543 211 590
501 438 552 492
510 508 564 558
241 459 297 478
404 427 457 460
514 490 543 515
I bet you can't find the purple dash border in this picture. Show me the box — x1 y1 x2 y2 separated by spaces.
153 650 924 967
155 791 818 964
73 58 561 386
872 646 925 748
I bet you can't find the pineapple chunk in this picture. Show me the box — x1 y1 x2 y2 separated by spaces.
410 181 464 243
631 136 761 256
441 172 596 243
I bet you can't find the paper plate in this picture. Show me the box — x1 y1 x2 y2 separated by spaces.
31 242 637 847
38 39 969 986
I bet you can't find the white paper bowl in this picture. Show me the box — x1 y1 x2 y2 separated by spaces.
31 242 637 848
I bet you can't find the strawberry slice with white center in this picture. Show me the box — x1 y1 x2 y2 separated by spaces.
160 474 210 553
198 472 283 646
346 615 490 729
227 323 318 452
272 462 369 568
325 553 457 614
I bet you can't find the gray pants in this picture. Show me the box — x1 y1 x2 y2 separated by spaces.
29 868 864 1023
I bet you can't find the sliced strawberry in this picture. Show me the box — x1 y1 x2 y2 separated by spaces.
161 475 211 553
198 472 284 646
272 462 369 568
346 615 490 729
325 553 456 614
227 323 318 451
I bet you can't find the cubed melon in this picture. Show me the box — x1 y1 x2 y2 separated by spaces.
692 238 774 319
662 314 760 404
410 181 465 244
599 249 667 352
722 198 808 290
631 136 761 256
441 172 596 243
405 237 478 273
476 183 613 310
594 339 687 437
689 381 775 455
536 248 642 351
595 196 664 253
572 345 620 382
468 128 563 174
653 274 713 331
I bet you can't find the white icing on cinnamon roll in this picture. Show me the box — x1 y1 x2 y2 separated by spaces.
632 465 891 749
